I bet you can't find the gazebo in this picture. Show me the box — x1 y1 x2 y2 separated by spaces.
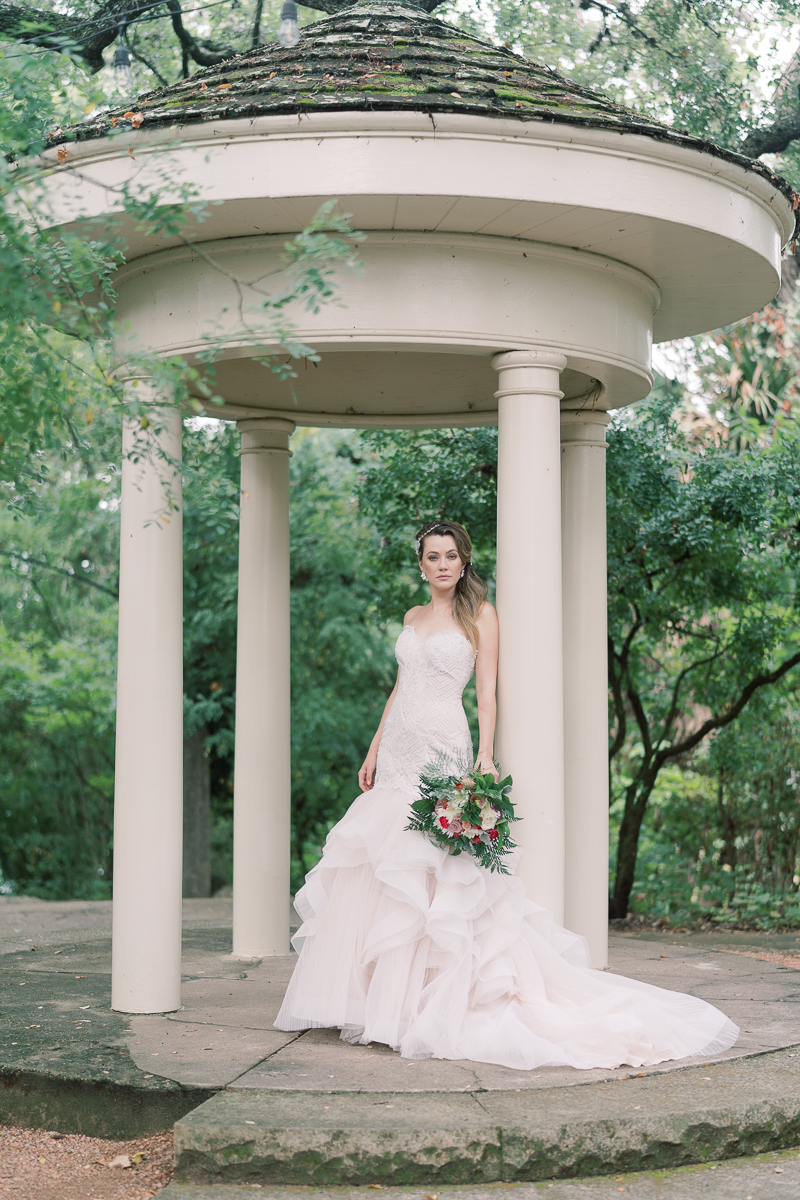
43 0 795 1015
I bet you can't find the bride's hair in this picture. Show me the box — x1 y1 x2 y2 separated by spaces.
416 520 488 653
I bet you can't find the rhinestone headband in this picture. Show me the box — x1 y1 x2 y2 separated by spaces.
415 523 443 555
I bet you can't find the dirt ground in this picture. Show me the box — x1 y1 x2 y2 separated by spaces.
0 1125 173 1199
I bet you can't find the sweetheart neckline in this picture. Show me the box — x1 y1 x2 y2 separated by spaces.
402 625 471 648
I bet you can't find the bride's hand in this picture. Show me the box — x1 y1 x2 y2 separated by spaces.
475 753 499 781
359 749 378 792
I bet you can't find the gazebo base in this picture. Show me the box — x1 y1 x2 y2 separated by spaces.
3 903 799 1163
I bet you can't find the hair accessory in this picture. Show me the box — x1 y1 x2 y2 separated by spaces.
415 522 443 555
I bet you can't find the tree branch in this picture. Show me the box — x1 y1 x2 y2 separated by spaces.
654 646 800 768
742 113 800 159
164 0 237 67
250 0 264 47
0 549 119 598
0 0 163 72
627 676 653 762
742 47 800 158
0 0 241 73
608 637 628 762
129 31 171 85
654 648 722 755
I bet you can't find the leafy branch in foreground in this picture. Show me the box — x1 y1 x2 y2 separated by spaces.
0 39 362 511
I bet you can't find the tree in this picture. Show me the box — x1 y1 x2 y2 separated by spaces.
674 305 800 451
628 685 800 928
0 20 363 517
605 397 800 917
0 415 399 896
0 418 119 896
289 429 395 886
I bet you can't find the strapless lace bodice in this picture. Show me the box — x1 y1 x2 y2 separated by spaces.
374 626 475 795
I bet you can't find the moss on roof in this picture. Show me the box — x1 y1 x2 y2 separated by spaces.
57 0 798 230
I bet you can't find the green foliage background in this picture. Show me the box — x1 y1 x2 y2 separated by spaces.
0 420 397 898
4 0 800 922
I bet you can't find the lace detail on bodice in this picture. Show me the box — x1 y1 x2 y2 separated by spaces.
375 626 475 796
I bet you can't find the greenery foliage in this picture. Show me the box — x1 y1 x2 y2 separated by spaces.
0 427 119 896
287 429 395 890
605 390 800 916
4 0 800 924
0 420 396 897
628 689 800 929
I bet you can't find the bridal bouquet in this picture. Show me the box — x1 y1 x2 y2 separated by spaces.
406 765 518 873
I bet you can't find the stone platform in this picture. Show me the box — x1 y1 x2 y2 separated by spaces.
2 899 800 1185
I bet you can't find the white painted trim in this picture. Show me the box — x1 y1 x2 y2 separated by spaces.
115 229 662 312
203 403 502 428
42 110 794 243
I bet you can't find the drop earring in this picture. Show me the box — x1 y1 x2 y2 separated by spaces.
420 571 427 580
460 569 465 578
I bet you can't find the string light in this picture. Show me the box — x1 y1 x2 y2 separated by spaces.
113 41 133 95
277 0 300 47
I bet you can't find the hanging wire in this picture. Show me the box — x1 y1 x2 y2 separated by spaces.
6 0 240 53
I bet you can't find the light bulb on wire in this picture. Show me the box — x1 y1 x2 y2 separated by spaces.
277 0 301 47
113 42 133 96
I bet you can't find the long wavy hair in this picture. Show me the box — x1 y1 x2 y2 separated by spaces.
416 520 488 653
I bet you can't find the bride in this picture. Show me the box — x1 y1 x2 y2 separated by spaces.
275 520 738 1070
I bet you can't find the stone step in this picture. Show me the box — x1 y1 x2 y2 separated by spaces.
160 1142 800 1199
172 1047 800 1188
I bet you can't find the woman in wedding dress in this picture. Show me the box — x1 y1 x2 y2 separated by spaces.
275 520 738 1070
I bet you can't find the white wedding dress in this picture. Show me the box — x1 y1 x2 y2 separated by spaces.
275 626 738 1070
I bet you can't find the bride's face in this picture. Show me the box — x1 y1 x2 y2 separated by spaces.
419 535 463 592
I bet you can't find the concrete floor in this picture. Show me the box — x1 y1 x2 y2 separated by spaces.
2 897 800 1093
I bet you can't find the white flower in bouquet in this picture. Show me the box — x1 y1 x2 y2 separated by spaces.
480 807 498 831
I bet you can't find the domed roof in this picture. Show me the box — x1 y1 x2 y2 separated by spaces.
54 0 796 217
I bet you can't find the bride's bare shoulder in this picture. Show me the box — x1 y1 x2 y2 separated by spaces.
403 604 424 626
477 601 498 629
479 600 496 648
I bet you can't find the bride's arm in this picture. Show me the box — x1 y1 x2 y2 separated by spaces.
359 606 419 792
358 669 400 792
474 602 499 780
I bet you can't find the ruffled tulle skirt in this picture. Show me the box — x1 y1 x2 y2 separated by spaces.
274 785 738 1071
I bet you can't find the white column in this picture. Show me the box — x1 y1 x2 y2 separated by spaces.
232 418 294 958
112 388 183 1013
561 409 611 967
493 350 567 923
